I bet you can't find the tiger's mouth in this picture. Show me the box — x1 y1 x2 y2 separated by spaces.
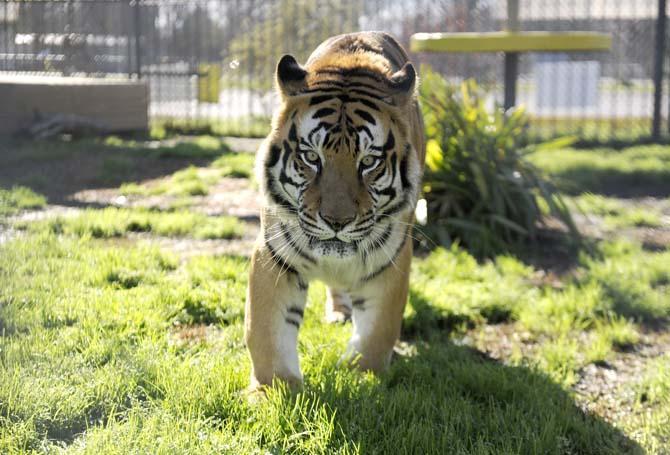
307 236 358 257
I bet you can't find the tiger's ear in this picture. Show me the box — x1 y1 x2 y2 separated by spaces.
276 54 308 96
387 62 416 106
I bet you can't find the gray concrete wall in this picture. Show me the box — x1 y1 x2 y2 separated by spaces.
0 75 148 135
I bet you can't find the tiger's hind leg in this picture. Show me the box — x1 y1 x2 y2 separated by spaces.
325 288 352 323
342 238 412 372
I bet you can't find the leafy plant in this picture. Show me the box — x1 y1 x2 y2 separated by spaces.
419 68 579 257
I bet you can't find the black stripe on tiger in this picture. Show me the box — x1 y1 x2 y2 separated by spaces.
361 225 410 283
348 220 375 234
370 223 393 250
375 152 396 185
278 141 302 191
267 144 282 167
308 74 395 96
287 305 304 318
352 298 365 311
301 211 318 222
354 109 376 125
306 91 383 111
265 166 295 211
356 98 382 111
265 236 298 275
362 223 393 265
288 124 298 142
313 108 336 119
348 88 392 101
399 145 411 190
297 276 309 291
315 67 387 84
282 225 316 264
383 130 395 153
309 95 334 105
285 318 300 328
376 185 397 202
378 194 409 217
299 215 323 232
308 87 386 103
357 125 374 141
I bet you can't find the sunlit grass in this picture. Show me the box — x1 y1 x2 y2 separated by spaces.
1 227 668 452
119 154 254 198
2 139 670 452
568 194 665 229
528 144 670 196
0 186 47 216
21 207 245 240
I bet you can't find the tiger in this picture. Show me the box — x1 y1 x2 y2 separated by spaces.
245 31 425 390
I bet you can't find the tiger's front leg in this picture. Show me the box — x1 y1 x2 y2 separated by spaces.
245 245 307 390
343 237 412 372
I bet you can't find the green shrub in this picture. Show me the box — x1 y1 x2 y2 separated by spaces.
419 69 578 257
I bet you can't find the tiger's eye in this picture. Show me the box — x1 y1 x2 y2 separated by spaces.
305 151 319 163
361 156 376 167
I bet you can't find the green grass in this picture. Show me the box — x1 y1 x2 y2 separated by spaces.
151 117 271 139
626 355 670 453
2 139 669 452
568 194 665 229
0 135 249 203
0 186 47 216
1 229 668 452
103 135 232 160
528 117 654 142
21 207 245 240
211 153 255 179
119 152 254 198
528 144 670 196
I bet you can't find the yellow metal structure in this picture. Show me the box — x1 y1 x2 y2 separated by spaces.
410 31 612 53
197 63 221 103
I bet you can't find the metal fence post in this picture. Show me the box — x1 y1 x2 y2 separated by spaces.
503 0 519 111
126 1 133 78
133 0 141 78
653 0 667 140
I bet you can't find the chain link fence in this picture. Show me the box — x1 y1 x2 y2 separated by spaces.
1 0 668 140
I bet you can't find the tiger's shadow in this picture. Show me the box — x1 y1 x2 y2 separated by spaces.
292 293 643 454
298 337 642 454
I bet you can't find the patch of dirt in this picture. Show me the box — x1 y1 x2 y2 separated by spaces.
0 135 262 203
168 323 225 349
200 179 261 219
458 322 535 362
224 136 263 154
0 205 81 245
462 322 670 424
574 331 670 423
573 197 670 250
71 177 263 220
0 225 18 245
129 228 258 259
0 202 259 258
0 141 219 206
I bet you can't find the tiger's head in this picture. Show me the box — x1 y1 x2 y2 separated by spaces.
260 53 422 258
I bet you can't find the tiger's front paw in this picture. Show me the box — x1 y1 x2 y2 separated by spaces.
325 308 351 324
247 372 304 398
338 345 392 374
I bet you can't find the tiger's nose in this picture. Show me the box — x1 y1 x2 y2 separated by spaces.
320 212 355 232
